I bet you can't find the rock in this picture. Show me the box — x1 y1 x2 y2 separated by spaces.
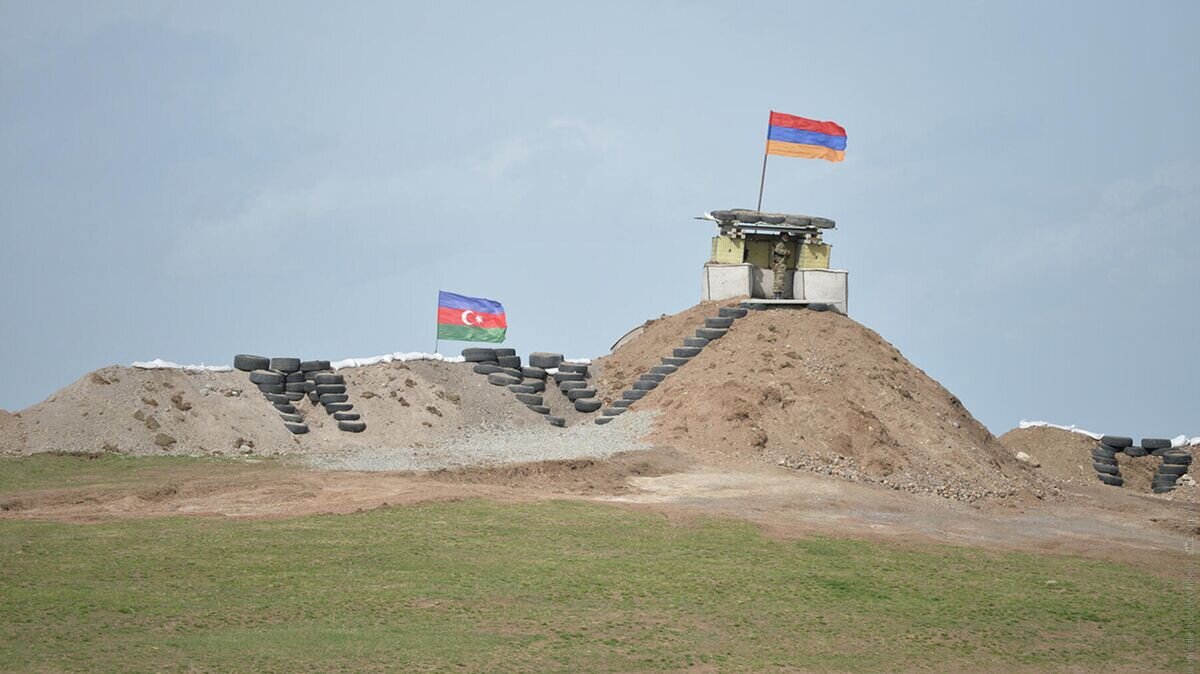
362 391 377 399
1015 451 1040 468
153 433 177 448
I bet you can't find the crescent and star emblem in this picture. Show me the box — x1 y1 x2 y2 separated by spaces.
460 310 484 326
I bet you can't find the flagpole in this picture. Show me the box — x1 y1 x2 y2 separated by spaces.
756 111 772 212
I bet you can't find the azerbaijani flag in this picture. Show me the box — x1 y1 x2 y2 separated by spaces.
766 111 847 162
436 291 507 343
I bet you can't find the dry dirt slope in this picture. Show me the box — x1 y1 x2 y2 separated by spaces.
1 360 549 457
592 304 1040 497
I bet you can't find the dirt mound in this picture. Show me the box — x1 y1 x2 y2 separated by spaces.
0 410 27 455
14 360 548 458
592 305 1041 500
999 426 1189 495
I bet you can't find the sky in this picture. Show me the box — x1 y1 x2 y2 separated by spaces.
1 1 1197 438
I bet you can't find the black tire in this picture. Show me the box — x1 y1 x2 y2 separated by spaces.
807 303 830 312
279 412 303 423
1157 464 1188 476
319 393 349 405
811 217 835 229
1093 462 1120 475
559 380 588 392
325 402 353 414
1152 486 1177 494
233 354 270 372
274 403 297 415
1100 435 1133 448
1151 447 1174 457
487 373 520 386
1097 473 1124 486
1124 447 1149 458
760 213 785 225
264 392 289 404
558 363 589 375
602 407 627 416
574 398 602 413
696 328 728 340
741 302 768 311
640 373 666 382
249 370 285 385
1092 456 1117 466
735 211 759 223
611 399 633 408
462 348 498 362
674 347 702 358
546 416 566 427
300 359 331 372
705 316 735 329
493 348 517 358
650 365 678 375
508 384 535 394
633 380 658 391
522 366 547 380
1152 475 1180 485
567 388 596 401
515 393 543 406
1091 446 1116 460
1141 438 1172 450
527 404 551 415
333 411 360 421
595 417 613 425
283 421 309 435
474 363 502 375
257 383 285 395
285 371 306 383
496 367 524 379
315 384 347 396
784 214 811 227
684 337 710 348
662 357 690 367
284 381 308 392
285 392 304 402
526 381 546 394
497 355 522 369
313 373 345 385
270 357 301 373
337 420 366 433
554 372 585 383
718 307 749 318
1162 453 1193 465
622 390 647 401
307 392 319 404
528 352 564 368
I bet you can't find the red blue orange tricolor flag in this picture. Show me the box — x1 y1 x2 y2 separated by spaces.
766 111 847 162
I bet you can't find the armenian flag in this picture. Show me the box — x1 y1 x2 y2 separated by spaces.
436 291 507 343
766 111 847 162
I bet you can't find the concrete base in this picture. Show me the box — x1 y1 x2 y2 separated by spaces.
702 263 848 314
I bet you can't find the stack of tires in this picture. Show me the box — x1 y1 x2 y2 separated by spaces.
1092 435 1128 487
234 354 309 435
1151 440 1191 494
464 348 567 427
312 370 365 432
597 306 748 424
553 361 601 418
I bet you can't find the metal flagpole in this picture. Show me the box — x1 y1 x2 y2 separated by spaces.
756 111 772 212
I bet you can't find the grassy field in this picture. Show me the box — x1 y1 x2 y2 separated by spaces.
0 456 1192 672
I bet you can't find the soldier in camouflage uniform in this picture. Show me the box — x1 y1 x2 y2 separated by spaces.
772 232 792 299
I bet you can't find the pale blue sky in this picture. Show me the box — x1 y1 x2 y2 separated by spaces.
2 1 1197 437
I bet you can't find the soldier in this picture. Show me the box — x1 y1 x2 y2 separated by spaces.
772 232 792 299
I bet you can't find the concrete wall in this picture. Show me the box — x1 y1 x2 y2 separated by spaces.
702 263 848 314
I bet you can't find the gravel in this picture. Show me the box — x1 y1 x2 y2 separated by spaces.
299 409 657 472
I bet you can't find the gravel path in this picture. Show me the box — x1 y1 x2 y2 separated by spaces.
299 410 657 472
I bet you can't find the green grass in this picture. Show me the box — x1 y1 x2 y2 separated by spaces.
0 458 1192 672
0 453 250 494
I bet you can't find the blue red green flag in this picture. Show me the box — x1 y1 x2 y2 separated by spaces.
436 291 507 343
